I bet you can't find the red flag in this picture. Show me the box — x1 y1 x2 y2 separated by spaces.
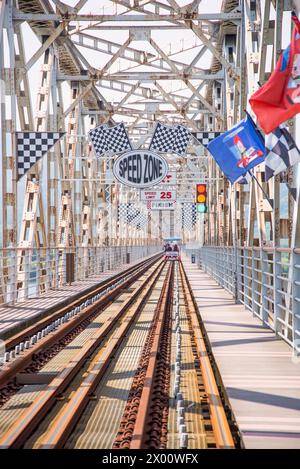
249 13 300 134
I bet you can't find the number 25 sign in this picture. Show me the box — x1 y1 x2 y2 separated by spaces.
140 190 176 202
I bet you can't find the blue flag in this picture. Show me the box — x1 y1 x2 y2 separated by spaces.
207 114 265 183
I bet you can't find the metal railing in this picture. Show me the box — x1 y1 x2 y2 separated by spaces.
0 245 161 306
194 246 300 351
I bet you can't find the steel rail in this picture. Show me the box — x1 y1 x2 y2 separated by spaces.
0 259 165 449
179 262 235 449
130 262 174 449
29 261 168 449
0 254 161 390
2 252 161 346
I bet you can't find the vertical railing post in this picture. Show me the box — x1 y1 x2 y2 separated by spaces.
292 250 300 353
274 249 282 334
11 249 17 304
244 248 250 311
24 249 30 300
36 248 40 298
261 249 269 325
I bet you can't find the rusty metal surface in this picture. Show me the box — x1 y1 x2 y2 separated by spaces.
0 259 235 450
0 257 162 448
167 266 213 449
114 262 174 449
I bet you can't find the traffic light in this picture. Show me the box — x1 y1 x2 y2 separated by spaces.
196 184 207 213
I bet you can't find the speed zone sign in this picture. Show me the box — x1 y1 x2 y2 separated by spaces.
140 189 176 201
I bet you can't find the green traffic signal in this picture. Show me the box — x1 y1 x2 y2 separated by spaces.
197 204 207 213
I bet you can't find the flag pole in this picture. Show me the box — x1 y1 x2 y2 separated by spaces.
243 110 274 208
247 170 274 209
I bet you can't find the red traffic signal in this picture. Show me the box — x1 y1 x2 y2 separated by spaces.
196 184 207 213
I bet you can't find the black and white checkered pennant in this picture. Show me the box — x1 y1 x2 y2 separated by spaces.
89 123 132 157
16 132 65 180
265 125 300 181
149 123 191 156
192 131 223 148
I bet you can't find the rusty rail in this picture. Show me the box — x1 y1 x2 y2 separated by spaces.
0 254 161 398
113 262 174 449
179 261 235 449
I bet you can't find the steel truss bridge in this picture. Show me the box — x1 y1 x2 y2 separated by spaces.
0 0 300 351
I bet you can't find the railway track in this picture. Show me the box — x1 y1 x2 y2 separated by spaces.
0 258 237 450
0 253 162 402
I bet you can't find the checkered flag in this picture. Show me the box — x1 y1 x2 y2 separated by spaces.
265 125 300 181
89 123 132 157
174 125 191 156
118 203 129 222
192 131 223 148
16 131 65 180
149 123 177 153
149 123 191 156
182 203 197 231
88 125 108 157
118 203 147 229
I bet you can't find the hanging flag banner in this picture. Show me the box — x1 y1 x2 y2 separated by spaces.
89 122 132 157
207 114 265 183
192 131 224 148
264 125 300 181
113 150 168 188
140 189 176 201
16 131 65 180
150 201 175 210
149 122 191 156
250 12 300 134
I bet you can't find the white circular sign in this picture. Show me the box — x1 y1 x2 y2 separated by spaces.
113 150 169 188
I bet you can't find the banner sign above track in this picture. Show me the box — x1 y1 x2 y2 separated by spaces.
150 201 175 210
140 189 176 202
113 150 168 188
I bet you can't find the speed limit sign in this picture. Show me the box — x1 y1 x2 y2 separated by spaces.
140 189 176 201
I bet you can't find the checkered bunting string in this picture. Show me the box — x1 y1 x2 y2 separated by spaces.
149 122 191 156
192 131 223 148
89 123 132 157
264 125 300 181
16 132 65 180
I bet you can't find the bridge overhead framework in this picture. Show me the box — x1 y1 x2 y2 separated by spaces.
1 0 300 456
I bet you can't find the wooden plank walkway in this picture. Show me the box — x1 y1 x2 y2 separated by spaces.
0 254 155 341
182 254 300 449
